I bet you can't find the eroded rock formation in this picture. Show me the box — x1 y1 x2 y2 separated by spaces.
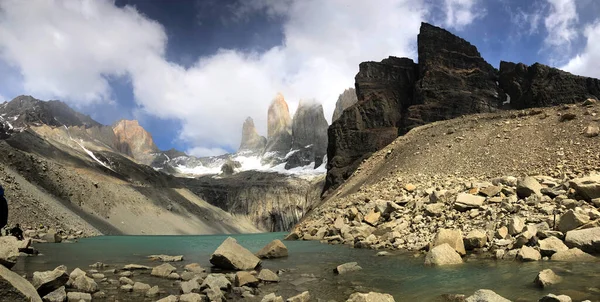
286 100 328 168
265 93 293 153
113 120 159 165
238 117 267 153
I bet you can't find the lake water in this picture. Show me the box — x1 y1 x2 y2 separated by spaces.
13 232 600 301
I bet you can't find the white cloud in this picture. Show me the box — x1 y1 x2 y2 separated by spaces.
187 146 230 157
509 4 544 37
0 0 480 157
443 0 485 30
561 21 600 78
544 0 579 47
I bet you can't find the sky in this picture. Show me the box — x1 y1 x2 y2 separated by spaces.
0 0 599 156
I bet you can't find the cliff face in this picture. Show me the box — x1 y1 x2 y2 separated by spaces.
112 120 159 164
499 61 600 109
238 117 267 153
287 101 329 168
332 88 358 122
265 93 293 153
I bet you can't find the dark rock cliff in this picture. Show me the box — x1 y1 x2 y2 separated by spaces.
286 101 328 169
332 88 358 122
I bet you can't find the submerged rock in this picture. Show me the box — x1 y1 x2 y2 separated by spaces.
210 237 261 270
431 229 466 256
424 243 462 266
148 254 184 262
151 263 177 278
334 262 363 275
534 269 562 288
0 264 42 302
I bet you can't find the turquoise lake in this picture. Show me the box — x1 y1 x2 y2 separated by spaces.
13 232 600 301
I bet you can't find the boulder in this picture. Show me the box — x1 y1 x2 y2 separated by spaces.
551 248 596 262
287 291 310 302
71 275 98 293
180 278 200 294
238 117 267 153
479 186 502 197
119 277 134 285
210 237 261 270
464 230 487 250
256 240 288 259
507 217 525 235
234 271 259 287
180 293 205 302
262 293 284 302
201 274 231 291
32 266 69 297
569 175 600 200
534 269 562 288
132 282 151 292
0 236 20 269
346 292 395 302
557 210 590 233
184 263 206 274
564 227 600 253
424 243 463 266
539 237 569 257
424 203 445 217
431 229 466 256
454 194 485 211
66 292 91 302
363 211 381 226
123 264 151 270
517 246 541 261
516 177 542 198
257 269 279 283
157 295 179 302
151 263 176 278
465 289 510 302
334 262 363 275
146 285 160 297
42 286 66 302
0 264 43 302
538 294 572 302
148 254 184 262
42 230 62 243
495 227 508 239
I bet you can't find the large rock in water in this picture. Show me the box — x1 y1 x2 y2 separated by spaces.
424 243 463 266
0 264 43 302
431 229 466 256
499 61 600 109
265 93 293 153
210 237 261 270
288 100 329 168
256 240 288 259
332 88 358 122
238 117 267 153
465 289 510 302
0 236 20 269
564 227 600 253
346 292 395 302
32 266 68 297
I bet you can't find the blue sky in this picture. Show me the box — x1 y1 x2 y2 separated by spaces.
0 0 599 156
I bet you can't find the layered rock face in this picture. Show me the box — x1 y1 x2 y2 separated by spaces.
332 88 358 122
265 93 293 153
499 61 600 109
326 57 417 192
112 120 159 165
287 101 329 168
238 117 267 153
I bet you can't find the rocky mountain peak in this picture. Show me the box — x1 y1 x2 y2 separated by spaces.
332 88 358 122
112 119 159 164
265 93 293 153
285 100 329 169
238 116 267 153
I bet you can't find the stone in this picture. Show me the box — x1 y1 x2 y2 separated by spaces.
92 291 106 299
424 203 445 217
507 216 525 235
0 236 20 269
465 289 510 302
210 237 261 270
332 88 358 122
376 251 391 256
517 177 542 198
43 230 62 243
454 193 485 211
346 292 395 302
88 262 105 269
265 93 293 153
71 275 97 294
151 263 177 278
32 266 68 297
184 263 206 273
558 210 590 233
539 237 569 257
583 125 600 137
334 262 362 274
201 274 231 291
363 211 381 226
235 271 259 287
0 264 43 302
480 186 502 197
424 243 463 266
464 230 487 250
42 286 66 302
257 269 279 282
157 295 179 302
205 288 224 302
517 246 541 261
120 284 133 292
168 272 180 280
569 175 600 200
148 254 184 262
564 227 600 253
287 291 310 302
262 293 284 302
551 248 596 261
66 292 91 302
538 294 572 302
534 269 562 288
180 293 205 302
119 277 134 285
256 240 288 259
180 278 201 294
132 282 151 292
146 286 160 297
123 264 152 270
495 227 508 239
238 117 267 153
431 229 466 256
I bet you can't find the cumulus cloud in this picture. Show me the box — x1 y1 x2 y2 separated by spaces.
544 0 579 47
561 21 600 78
443 0 485 30
0 0 481 156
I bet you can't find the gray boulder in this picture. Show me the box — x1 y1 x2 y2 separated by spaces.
569 175 600 200
71 275 98 293
157 295 179 302
132 282 151 292
539 237 569 257
200 274 231 291
66 292 91 302
431 229 466 256
257 269 279 282
557 210 590 233
534 269 562 288
234 271 259 287
564 227 600 253
180 278 201 294
465 289 510 302
517 246 541 262
42 286 66 302
334 262 363 274
210 237 261 270
551 248 596 261
148 254 184 262
464 230 487 250
256 240 288 259
180 293 205 302
517 177 542 198
454 193 485 211
0 264 43 302
424 243 463 266
0 236 20 269
507 217 525 235
32 266 69 297
346 292 395 302
151 263 176 278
